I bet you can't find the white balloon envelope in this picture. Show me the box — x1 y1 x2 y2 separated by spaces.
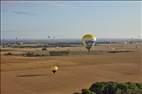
51 65 59 74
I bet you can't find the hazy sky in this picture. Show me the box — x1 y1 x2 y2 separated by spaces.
1 1 142 39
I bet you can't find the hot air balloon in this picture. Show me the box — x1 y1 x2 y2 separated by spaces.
51 65 59 74
82 34 96 52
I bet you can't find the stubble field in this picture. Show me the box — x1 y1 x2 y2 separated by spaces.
1 43 142 94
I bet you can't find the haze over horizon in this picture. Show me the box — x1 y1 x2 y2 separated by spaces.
1 1 142 40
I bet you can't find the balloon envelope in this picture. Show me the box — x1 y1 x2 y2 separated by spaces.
51 65 59 74
82 34 96 50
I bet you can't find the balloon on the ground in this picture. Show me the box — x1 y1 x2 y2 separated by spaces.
82 34 96 52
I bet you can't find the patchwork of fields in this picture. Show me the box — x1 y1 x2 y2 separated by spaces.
1 44 142 94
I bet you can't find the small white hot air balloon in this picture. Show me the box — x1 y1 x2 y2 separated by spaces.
51 65 59 74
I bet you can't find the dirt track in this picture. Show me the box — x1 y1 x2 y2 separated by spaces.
1 44 142 94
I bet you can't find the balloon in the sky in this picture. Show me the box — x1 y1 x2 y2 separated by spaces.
51 65 59 74
82 34 96 52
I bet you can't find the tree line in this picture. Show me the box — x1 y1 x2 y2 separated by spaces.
78 82 142 94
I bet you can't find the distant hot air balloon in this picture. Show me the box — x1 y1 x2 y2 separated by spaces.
82 34 96 52
51 65 59 74
48 36 51 39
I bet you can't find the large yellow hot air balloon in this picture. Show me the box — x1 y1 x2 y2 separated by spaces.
82 34 96 52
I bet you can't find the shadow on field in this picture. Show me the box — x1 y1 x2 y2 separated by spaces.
16 74 48 77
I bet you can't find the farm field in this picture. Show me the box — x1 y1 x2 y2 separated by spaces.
1 44 142 94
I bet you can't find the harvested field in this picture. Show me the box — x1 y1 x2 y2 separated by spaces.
1 44 142 94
